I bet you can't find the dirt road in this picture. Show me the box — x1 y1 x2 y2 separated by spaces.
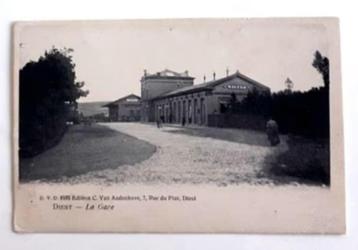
59 123 288 186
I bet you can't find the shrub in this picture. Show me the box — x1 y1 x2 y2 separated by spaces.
268 136 330 185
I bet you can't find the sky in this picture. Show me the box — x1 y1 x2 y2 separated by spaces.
17 19 331 102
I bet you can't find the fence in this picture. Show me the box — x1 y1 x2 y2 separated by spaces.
207 114 266 131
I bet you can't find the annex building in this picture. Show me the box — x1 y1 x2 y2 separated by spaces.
103 94 141 122
141 69 270 126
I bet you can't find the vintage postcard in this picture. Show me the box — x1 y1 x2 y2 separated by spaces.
13 18 345 233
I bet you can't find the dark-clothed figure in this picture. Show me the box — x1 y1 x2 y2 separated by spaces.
156 117 162 128
181 116 186 127
266 119 280 146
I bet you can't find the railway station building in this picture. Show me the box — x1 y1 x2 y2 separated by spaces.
103 94 141 122
140 69 270 126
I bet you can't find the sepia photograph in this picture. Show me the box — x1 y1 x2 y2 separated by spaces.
13 18 345 233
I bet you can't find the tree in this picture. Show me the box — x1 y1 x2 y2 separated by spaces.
312 50 330 89
20 47 88 157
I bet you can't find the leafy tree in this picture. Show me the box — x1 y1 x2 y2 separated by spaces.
231 88 272 117
312 50 330 89
20 47 88 157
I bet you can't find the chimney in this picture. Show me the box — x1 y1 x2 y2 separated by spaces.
213 72 216 80
203 75 206 82
226 67 229 77
144 69 147 77
184 70 189 76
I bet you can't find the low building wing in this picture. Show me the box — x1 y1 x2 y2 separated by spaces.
103 94 141 107
103 94 141 122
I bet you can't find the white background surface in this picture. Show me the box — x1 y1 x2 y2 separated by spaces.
1 0 357 249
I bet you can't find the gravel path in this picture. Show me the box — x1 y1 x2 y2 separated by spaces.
59 123 289 186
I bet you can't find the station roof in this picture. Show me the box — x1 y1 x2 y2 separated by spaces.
152 71 270 100
103 94 141 107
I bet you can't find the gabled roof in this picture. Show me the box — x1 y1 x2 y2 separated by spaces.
152 71 270 100
103 94 141 107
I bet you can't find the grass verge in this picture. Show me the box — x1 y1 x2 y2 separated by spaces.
20 124 156 182
262 135 330 185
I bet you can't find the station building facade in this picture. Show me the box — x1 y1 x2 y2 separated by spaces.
103 94 141 122
141 69 270 126
140 69 194 122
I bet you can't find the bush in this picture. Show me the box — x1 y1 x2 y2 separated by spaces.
271 87 329 138
268 136 330 185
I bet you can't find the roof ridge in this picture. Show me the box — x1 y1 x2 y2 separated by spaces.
151 71 269 100
145 69 192 78
102 93 141 107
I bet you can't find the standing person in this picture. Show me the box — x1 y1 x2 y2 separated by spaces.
181 116 186 127
188 106 192 124
157 107 163 128
156 116 162 128
160 114 164 127
266 118 280 146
